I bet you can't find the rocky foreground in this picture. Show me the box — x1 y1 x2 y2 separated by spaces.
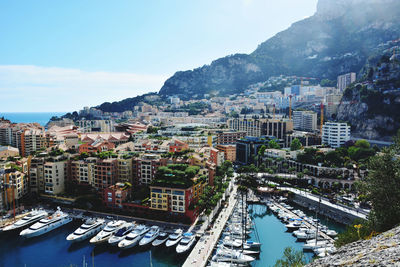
307 226 400 266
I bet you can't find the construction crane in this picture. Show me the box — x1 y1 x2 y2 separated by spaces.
289 95 293 120
320 102 324 137
273 104 276 119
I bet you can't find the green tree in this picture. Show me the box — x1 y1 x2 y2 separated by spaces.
361 149 400 231
274 247 306 267
290 138 302 151
268 139 280 149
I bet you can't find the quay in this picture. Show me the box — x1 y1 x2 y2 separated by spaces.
182 185 238 267
270 200 334 242
281 187 368 224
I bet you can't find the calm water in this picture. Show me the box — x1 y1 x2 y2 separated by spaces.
248 204 345 267
0 220 185 267
0 112 66 126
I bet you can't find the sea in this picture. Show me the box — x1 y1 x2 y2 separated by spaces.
0 112 66 126
0 203 346 267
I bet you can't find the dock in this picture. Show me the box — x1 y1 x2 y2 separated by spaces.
182 185 238 267
271 200 334 242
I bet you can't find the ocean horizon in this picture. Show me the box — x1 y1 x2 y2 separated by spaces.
0 112 67 126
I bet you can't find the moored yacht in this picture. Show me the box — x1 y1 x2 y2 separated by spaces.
152 232 168 247
176 232 195 254
3 209 48 232
165 228 183 247
212 248 255 263
139 226 160 246
20 208 72 238
66 218 105 242
108 222 136 246
118 224 149 249
89 220 126 244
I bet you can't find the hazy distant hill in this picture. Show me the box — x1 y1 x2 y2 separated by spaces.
159 0 400 99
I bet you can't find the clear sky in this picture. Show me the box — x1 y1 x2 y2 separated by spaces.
0 0 317 112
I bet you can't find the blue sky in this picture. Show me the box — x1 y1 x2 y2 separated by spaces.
0 0 317 112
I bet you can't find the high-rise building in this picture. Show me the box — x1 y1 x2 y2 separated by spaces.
228 118 293 139
322 122 351 148
337 72 356 91
293 111 317 131
216 131 246 145
325 94 343 118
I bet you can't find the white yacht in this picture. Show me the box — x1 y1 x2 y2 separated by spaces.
303 239 331 250
176 232 196 254
212 248 255 264
108 222 136 246
3 209 48 231
244 240 261 249
139 226 160 246
66 218 105 242
20 208 72 238
118 224 149 249
152 232 168 247
89 220 126 244
165 228 183 247
285 220 303 231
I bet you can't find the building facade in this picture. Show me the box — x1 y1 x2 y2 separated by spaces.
322 122 351 148
228 118 293 139
293 111 317 132
337 72 356 92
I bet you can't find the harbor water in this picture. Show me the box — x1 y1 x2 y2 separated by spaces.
0 220 185 267
248 203 346 267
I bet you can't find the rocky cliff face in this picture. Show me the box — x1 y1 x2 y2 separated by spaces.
159 0 400 99
307 225 400 266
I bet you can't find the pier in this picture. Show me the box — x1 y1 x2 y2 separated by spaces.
270 200 334 242
182 185 238 267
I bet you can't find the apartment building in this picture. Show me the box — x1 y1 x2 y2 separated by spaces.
216 144 236 162
293 111 317 132
93 159 118 191
337 72 356 92
132 154 165 185
216 131 246 145
69 158 97 185
44 160 67 195
325 94 343 118
1 169 28 205
29 157 46 193
228 118 293 139
117 158 133 184
322 122 351 148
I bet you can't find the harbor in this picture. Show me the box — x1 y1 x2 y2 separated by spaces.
0 186 348 267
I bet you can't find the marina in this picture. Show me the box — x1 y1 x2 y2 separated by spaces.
0 188 347 267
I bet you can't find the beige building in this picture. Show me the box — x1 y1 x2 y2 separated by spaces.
0 146 19 159
117 158 133 184
44 160 67 195
325 94 343 118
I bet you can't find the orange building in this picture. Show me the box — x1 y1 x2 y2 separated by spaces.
216 144 236 162
169 139 189 153
78 140 115 154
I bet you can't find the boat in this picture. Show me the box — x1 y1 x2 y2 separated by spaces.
176 232 196 254
285 220 303 231
313 245 336 255
108 222 136 246
212 248 255 263
152 232 168 247
244 240 261 249
89 220 126 244
139 226 160 246
3 209 48 231
221 236 242 248
303 240 330 250
118 224 149 249
165 228 183 247
66 218 105 242
20 207 72 238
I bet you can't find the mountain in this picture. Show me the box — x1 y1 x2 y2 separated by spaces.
336 49 400 141
159 0 400 99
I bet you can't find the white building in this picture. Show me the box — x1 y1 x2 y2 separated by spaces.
293 111 317 131
337 72 356 91
322 122 350 148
